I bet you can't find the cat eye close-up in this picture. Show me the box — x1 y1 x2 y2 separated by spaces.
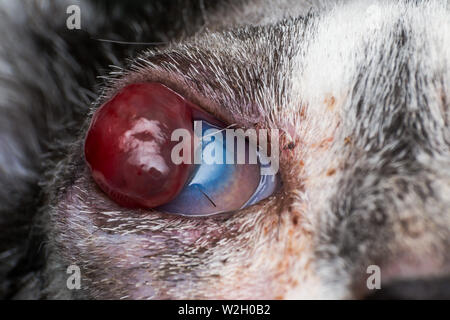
84 82 280 215
0 0 449 308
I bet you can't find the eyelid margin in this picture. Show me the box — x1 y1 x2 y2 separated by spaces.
95 49 263 130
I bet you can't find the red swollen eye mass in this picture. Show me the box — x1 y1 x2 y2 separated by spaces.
84 83 194 208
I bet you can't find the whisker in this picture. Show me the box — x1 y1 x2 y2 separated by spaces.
195 186 217 207
201 123 238 140
92 38 167 46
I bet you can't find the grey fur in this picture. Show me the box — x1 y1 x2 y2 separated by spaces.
0 0 449 299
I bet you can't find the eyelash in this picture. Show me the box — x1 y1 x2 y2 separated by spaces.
160 120 280 216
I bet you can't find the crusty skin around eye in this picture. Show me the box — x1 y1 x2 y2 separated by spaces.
0 0 449 299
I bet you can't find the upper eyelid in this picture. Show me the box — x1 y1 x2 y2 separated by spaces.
94 52 237 128
98 46 269 131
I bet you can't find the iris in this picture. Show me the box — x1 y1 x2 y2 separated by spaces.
160 121 279 216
